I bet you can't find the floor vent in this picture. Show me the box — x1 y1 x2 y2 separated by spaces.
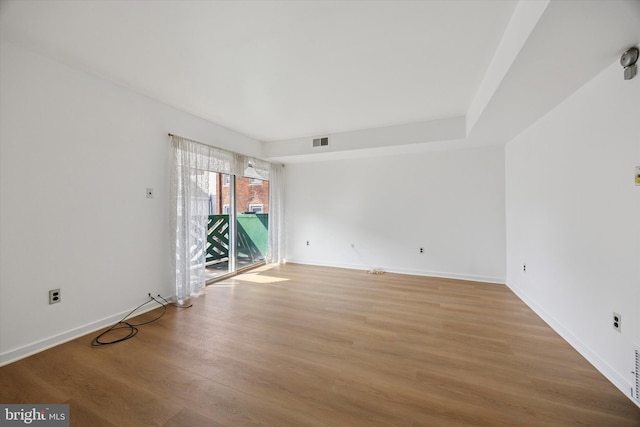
634 347 640 402
312 137 329 147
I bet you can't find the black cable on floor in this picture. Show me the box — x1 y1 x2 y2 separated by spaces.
91 294 190 346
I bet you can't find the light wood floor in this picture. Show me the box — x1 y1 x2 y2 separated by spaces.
2 263 639 426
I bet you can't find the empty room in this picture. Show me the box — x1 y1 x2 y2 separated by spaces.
1 0 639 425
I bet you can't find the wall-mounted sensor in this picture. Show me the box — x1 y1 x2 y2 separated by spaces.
620 47 638 80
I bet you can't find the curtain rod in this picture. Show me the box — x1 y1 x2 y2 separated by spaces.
168 132 198 140
168 132 264 161
167 133 284 167
167 133 209 146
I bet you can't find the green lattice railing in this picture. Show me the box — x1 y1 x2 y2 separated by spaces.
207 215 230 263
206 214 268 264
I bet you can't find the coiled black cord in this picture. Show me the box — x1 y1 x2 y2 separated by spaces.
91 294 190 346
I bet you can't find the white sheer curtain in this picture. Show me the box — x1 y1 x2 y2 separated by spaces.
170 136 233 304
170 134 284 301
234 153 270 181
267 163 285 264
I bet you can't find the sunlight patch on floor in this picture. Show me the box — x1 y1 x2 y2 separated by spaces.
209 283 236 288
235 273 289 284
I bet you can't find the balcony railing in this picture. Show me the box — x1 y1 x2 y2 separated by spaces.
206 214 268 266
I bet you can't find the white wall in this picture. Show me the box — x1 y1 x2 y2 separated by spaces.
0 41 262 364
284 146 506 283
505 59 640 402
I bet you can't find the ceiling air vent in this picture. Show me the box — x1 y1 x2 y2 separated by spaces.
312 137 329 147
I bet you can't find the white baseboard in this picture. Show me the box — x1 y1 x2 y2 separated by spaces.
0 302 164 367
285 258 370 272
506 282 640 409
285 258 505 284
385 266 505 285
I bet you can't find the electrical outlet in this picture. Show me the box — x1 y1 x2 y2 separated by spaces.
613 312 621 332
306 240 310 246
49 289 61 304
523 264 526 272
419 247 424 254
146 187 154 199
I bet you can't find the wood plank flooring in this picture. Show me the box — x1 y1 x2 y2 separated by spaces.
2 263 639 426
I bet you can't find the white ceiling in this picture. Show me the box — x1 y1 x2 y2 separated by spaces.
0 0 514 141
1 0 639 160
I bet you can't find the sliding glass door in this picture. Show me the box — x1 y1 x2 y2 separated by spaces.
236 176 269 271
204 172 232 280
205 172 269 280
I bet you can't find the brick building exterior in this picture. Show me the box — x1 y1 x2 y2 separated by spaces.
213 174 269 214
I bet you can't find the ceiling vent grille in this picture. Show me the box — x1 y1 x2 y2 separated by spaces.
312 137 329 147
634 347 640 403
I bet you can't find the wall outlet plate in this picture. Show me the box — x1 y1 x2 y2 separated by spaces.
49 289 61 304
613 312 621 332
